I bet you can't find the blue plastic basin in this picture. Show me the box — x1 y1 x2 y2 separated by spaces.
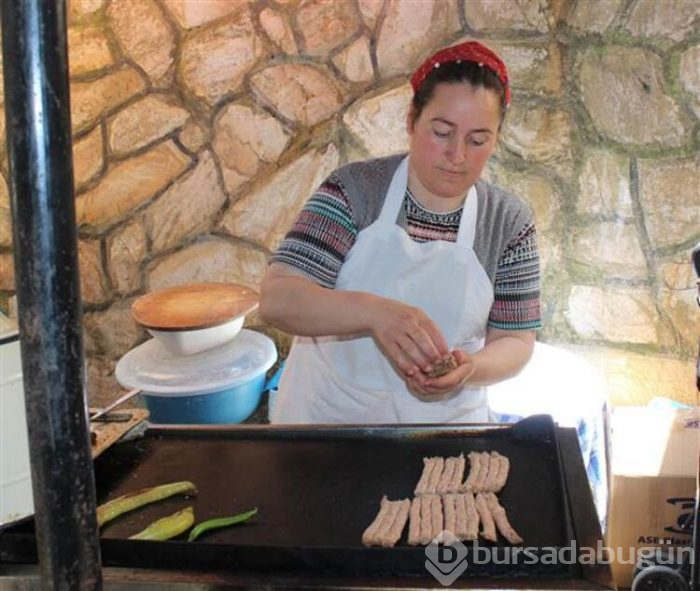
142 373 267 424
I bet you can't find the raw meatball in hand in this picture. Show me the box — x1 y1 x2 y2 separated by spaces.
427 354 459 378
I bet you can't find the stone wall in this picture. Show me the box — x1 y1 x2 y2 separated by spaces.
0 0 698 407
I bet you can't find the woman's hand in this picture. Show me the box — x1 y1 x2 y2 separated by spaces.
366 297 450 379
261 264 454 380
405 329 537 396
405 349 476 397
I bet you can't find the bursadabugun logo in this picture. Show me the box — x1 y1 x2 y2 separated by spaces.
424 531 469 586
425 531 695 586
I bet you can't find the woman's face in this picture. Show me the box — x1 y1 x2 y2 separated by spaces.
407 81 501 209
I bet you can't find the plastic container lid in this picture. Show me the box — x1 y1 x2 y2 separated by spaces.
116 329 277 396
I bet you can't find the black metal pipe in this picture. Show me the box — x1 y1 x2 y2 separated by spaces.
0 1 101 589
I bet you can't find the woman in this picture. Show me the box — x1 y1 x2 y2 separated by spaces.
260 41 541 424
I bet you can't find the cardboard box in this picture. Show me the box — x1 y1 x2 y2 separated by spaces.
607 407 700 589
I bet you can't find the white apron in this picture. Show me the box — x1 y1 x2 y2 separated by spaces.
271 156 494 424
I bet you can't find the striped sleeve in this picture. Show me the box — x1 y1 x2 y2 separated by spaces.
488 223 542 331
270 176 358 288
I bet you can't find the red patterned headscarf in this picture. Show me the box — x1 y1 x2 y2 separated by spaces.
410 41 511 106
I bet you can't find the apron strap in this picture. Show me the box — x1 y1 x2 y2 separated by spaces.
378 156 410 223
456 185 478 250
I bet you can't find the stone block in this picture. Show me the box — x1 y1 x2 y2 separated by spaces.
0 253 13 290
85 357 123 408
250 64 346 127
464 0 550 33
178 120 210 154
259 8 297 54
79 239 110 305
571 221 647 281
84 300 145 359
358 0 383 31
68 0 105 24
108 0 176 87
70 67 146 134
627 0 700 42
638 156 700 250
577 150 633 218
578 46 686 146
107 220 146 295
377 0 460 78
76 141 190 231
212 103 290 194
485 40 561 95
147 239 268 291
296 0 360 56
145 150 226 252
180 10 261 107
68 27 114 77
219 144 339 251
501 104 574 165
659 257 699 352
680 45 700 119
332 35 374 84
566 0 621 34
162 0 247 29
342 84 411 157
73 126 105 192
0 208 11 249
107 94 190 157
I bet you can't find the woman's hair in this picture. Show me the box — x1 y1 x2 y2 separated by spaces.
410 61 508 126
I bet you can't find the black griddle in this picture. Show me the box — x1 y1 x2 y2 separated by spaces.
0 416 612 588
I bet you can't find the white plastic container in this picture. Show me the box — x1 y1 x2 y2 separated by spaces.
146 315 245 357
0 319 34 527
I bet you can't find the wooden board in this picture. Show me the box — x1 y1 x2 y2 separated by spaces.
90 408 149 459
131 283 259 330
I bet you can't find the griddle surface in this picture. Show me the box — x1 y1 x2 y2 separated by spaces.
85 416 577 578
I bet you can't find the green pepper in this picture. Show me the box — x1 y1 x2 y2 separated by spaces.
129 506 195 541
97 481 197 527
187 508 258 542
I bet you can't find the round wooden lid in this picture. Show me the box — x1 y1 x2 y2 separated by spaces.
132 283 259 331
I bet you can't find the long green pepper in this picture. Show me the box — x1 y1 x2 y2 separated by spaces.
188 508 258 542
129 507 195 541
96 481 197 527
